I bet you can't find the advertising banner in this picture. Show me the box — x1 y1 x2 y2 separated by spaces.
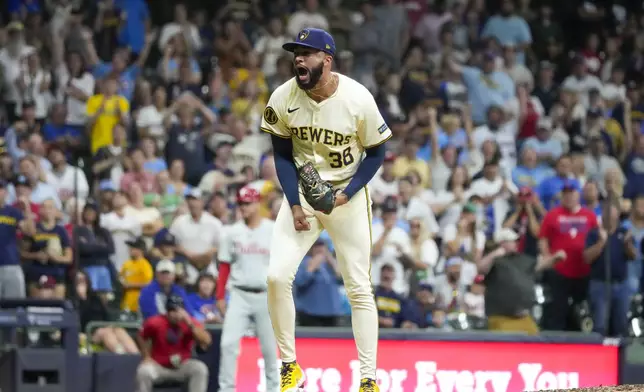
236 337 619 392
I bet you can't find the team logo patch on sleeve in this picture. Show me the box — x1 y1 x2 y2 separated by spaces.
264 106 278 125
378 123 389 134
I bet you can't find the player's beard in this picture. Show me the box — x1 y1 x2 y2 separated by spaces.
293 61 324 90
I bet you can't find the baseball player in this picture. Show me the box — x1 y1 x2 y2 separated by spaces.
261 28 391 392
216 186 279 392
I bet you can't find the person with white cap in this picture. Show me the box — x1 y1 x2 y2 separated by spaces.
169 188 222 287
138 259 199 320
478 228 564 335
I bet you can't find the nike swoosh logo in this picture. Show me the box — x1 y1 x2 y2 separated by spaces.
287 108 299 113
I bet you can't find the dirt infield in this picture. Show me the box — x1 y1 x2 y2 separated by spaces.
540 387 644 391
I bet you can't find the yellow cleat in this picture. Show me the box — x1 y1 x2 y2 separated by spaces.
280 362 306 392
359 378 379 392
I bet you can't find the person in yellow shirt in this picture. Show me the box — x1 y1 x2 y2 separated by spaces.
392 136 431 187
119 237 153 312
86 76 129 153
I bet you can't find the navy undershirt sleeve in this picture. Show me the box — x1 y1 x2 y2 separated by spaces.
343 142 387 199
270 135 301 207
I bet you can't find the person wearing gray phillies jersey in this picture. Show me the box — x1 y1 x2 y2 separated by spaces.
216 186 278 392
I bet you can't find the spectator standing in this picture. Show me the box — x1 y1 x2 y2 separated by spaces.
0 22 35 124
216 186 278 392
452 54 515 126
101 190 142 271
480 0 532 65
164 95 216 186
136 85 169 150
86 76 129 154
158 3 202 55
479 228 563 334
503 187 545 257
539 180 598 331
622 195 644 295
170 189 222 287
584 204 636 337
21 198 72 298
15 51 50 122
75 202 115 293
83 28 155 101
119 237 154 313
0 179 35 298
136 295 211 392
370 197 413 295
293 239 344 327
46 144 90 204
54 50 95 135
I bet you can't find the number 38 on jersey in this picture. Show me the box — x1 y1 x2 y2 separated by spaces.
259 74 393 183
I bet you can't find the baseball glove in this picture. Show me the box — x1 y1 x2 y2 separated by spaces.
298 162 336 214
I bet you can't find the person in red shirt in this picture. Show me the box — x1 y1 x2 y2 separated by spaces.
136 295 211 392
539 179 598 331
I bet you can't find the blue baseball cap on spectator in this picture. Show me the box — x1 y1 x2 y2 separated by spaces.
283 28 336 56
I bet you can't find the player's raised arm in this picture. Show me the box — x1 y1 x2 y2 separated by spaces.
342 91 393 200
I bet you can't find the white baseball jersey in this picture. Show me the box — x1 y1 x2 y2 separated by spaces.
217 219 274 289
260 73 393 183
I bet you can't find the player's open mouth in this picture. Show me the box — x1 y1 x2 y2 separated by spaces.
296 66 310 82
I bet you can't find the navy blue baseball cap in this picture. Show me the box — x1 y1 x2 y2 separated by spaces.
283 28 336 56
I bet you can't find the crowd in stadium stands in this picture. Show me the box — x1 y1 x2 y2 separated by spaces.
2 0 644 354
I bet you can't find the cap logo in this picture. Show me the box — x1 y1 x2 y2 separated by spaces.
299 29 309 41
325 44 331 49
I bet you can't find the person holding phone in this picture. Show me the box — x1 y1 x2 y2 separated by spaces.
584 203 637 337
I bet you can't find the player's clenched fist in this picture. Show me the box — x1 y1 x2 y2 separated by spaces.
292 206 311 231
